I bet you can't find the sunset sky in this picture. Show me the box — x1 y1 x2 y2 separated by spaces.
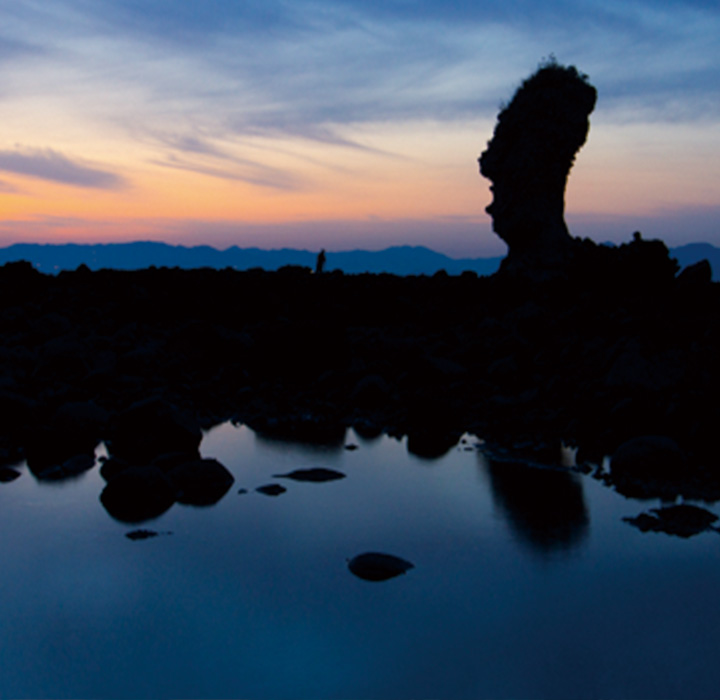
0 0 718 256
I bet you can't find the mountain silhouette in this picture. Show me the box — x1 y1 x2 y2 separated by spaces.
0 242 503 276
0 241 714 278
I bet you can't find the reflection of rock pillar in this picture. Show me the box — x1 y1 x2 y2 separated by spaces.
483 458 590 556
479 61 596 271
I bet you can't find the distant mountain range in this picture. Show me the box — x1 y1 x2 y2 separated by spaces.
0 241 717 279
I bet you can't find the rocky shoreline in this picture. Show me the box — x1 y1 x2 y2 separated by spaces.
0 233 718 517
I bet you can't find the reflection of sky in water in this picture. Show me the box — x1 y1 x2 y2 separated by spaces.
0 424 719 699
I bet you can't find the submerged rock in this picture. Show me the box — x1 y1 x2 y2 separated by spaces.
256 483 287 496
347 552 415 582
623 504 719 538
273 467 346 483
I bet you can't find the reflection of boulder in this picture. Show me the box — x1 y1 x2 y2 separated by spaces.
485 459 589 555
479 60 596 275
623 505 719 538
108 398 202 464
168 458 234 506
100 466 176 523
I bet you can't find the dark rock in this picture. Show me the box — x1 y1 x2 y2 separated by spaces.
351 419 383 440
347 552 415 582
407 429 461 460
273 467 346 483
611 436 686 480
100 457 132 482
478 60 596 274
677 259 712 286
623 504 719 538
256 483 286 496
53 400 110 436
250 412 347 445
350 374 392 409
109 398 202 463
0 466 21 483
100 466 176 523
168 458 234 506
24 420 98 480
27 448 97 481
126 529 161 540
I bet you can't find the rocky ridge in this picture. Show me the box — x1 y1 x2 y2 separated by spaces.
0 233 718 515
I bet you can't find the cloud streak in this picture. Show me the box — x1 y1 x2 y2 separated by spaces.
0 148 126 189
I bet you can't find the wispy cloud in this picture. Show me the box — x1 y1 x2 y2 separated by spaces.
0 148 126 189
153 153 302 191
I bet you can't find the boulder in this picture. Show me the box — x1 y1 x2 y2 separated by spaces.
100 466 176 523
108 398 202 463
623 505 719 538
168 458 234 506
478 61 596 274
611 436 686 480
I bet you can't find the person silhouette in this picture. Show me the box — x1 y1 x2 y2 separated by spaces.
315 249 326 274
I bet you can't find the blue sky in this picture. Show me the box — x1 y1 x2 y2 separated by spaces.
0 0 717 255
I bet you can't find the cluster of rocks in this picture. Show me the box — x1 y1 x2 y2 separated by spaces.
0 231 717 508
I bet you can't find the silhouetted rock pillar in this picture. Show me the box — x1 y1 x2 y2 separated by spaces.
479 60 597 274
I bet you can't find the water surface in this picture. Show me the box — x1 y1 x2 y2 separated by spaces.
1 424 718 699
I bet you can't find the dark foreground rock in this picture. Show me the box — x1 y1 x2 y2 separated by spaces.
100 466 176 523
0 466 21 483
347 552 415 581
168 458 234 506
0 246 719 501
623 505 719 538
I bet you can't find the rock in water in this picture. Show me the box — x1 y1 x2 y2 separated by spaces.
126 529 160 541
273 467 346 483
0 467 21 483
623 505 719 538
347 552 414 582
100 466 176 523
168 458 234 506
256 484 287 496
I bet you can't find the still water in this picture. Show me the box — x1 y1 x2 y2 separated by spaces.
1 423 719 699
